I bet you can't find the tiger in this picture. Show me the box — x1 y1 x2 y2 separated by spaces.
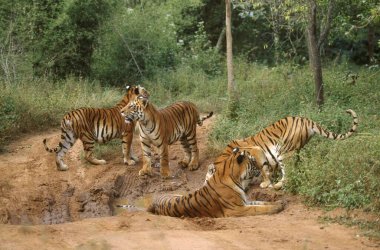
43 85 149 171
206 109 358 190
147 147 285 217
120 94 213 178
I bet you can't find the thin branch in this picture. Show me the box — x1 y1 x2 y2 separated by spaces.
113 25 143 77
318 0 334 50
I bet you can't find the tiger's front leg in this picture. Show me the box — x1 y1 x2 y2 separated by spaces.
83 140 107 165
139 139 153 176
188 143 199 171
187 133 200 171
259 162 273 189
122 132 137 165
273 160 285 190
158 144 171 178
224 200 284 217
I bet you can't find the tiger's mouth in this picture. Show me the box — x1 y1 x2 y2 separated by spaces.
124 117 134 124
121 112 134 124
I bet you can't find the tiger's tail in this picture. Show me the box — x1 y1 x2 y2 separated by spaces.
43 138 60 153
312 109 358 140
43 117 75 154
198 111 213 126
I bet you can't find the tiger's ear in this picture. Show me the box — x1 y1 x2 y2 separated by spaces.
232 147 240 154
126 85 131 91
138 85 150 98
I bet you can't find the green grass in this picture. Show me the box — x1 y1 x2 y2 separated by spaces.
320 215 380 240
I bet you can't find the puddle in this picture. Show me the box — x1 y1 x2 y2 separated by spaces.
112 194 153 215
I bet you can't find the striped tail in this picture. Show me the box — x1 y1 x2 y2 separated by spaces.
313 109 358 140
43 138 59 153
198 111 213 126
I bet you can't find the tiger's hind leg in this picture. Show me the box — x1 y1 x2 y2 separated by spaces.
44 128 77 171
82 136 106 165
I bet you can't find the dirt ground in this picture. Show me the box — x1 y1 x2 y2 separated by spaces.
0 116 379 250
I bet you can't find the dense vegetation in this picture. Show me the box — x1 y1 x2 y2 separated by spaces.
1 0 379 228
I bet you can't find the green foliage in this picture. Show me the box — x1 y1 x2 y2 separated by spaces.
286 137 380 211
178 21 223 76
320 215 380 240
91 0 205 84
33 0 115 78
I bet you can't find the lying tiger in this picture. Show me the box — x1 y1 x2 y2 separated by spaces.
43 85 148 171
121 94 213 178
206 109 358 190
148 147 285 217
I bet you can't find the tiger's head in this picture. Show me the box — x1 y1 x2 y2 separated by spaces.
210 148 260 191
121 94 149 124
124 85 150 102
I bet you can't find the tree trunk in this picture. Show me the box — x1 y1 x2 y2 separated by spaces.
225 0 238 117
307 0 324 108
368 24 375 64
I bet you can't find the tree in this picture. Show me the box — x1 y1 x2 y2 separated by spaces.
226 0 238 117
33 0 114 78
306 0 334 108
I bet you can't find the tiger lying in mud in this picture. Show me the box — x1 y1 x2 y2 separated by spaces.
147 147 285 217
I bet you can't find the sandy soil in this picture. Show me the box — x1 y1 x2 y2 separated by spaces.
0 116 379 250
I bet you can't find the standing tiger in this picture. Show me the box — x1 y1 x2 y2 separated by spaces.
148 147 285 217
43 85 148 171
120 94 213 178
206 109 358 190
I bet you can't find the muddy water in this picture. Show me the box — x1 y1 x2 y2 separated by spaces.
112 194 153 214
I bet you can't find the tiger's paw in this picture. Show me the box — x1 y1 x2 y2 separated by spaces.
178 161 188 169
57 163 69 171
87 158 107 165
139 168 153 177
188 162 199 171
124 158 137 166
97 159 107 165
260 181 272 189
274 181 284 190
160 169 171 179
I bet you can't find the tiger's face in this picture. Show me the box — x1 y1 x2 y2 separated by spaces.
119 85 150 109
213 148 260 191
121 95 149 123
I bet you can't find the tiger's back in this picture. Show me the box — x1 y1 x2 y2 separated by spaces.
62 106 132 143
217 109 358 189
156 101 203 144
